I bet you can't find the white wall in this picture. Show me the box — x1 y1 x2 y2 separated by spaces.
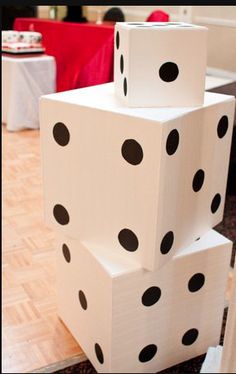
37 6 67 20
38 6 49 19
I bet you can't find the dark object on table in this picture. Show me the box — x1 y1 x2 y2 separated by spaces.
63 6 87 23
2 6 37 30
103 7 125 23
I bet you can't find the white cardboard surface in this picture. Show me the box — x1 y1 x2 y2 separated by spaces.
200 346 222 373
57 230 231 373
40 83 235 271
114 22 207 107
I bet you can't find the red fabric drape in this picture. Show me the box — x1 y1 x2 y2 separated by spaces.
14 18 114 92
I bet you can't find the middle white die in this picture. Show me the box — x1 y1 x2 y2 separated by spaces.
40 83 234 271
114 22 207 107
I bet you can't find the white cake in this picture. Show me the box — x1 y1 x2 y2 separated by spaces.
2 30 45 54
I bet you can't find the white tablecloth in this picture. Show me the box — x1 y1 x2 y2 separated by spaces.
2 55 56 131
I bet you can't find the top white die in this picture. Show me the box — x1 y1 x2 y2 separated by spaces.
114 22 208 108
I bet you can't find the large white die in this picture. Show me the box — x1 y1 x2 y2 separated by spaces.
57 230 231 373
40 83 234 271
114 22 207 107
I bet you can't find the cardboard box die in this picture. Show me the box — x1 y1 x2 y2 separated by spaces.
114 22 207 107
57 230 231 373
40 83 234 271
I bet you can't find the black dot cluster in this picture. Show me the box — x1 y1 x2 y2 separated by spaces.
116 31 127 97
117 28 179 95
62 242 205 364
127 22 194 28
53 113 227 253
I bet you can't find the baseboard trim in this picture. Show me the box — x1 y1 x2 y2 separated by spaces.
31 352 87 373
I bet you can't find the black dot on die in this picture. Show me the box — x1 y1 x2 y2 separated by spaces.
166 129 179 155
211 193 221 213
95 343 104 364
127 23 144 25
116 31 120 49
159 62 179 82
182 328 199 346
142 287 161 307
192 169 205 192
123 77 127 96
53 204 70 225
121 139 143 165
62 243 71 263
118 229 139 252
53 122 70 146
139 344 157 363
217 115 228 138
188 273 205 292
152 24 169 27
160 231 174 255
120 54 124 74
78 290 87 310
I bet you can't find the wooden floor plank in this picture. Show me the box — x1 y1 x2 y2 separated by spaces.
2 126 84 373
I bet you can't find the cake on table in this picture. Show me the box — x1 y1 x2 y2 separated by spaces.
2 30 45 54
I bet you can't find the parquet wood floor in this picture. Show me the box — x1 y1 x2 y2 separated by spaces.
2 126 85 373
2 125 233 373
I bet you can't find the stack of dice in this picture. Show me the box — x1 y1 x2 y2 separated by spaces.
40 22 235 373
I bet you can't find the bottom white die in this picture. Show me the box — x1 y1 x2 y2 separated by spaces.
57 230 231 373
